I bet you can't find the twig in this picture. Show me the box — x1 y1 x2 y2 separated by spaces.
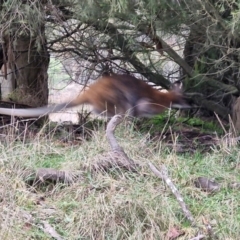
188 234 205 240
23 168 83 185
214 112 227 135
105 114 137 166
106 114 124 151
148 162 195 225
41 220 64 240
23 115 138 184
90 114 139 172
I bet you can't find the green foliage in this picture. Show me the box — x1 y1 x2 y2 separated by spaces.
34 153 66 169
138 111 223 134
73 0 187 31
183 117 222 133
1 0 44 37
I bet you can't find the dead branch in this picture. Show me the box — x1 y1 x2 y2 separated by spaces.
106 114 124 151
89 150 138 172
91 21 170 88
41 220 64 240
89 115 139 172
23 115 138 185
148 162 195 225
188 234 205 240
23 168 83 185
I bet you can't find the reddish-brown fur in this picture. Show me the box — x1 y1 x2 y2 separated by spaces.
0 74 189 118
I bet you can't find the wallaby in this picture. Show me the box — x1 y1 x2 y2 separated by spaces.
0 74 189 118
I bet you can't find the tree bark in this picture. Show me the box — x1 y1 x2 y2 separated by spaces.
0 29 49 107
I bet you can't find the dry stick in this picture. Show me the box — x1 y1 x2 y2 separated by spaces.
106 114 124 151
102 114 138 170
41 220 64 240
23 168 83 185
106 114 134 161
188 234 205 240
23 115 136 183
214 112 227 135
148 163 195 225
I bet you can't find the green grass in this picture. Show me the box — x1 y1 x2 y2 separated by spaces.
0 120 239 239
138 111 224 135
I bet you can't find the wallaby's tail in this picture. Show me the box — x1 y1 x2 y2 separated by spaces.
0 92 89 117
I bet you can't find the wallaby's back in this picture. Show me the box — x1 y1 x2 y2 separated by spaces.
70 74 187 117
0 74 188 117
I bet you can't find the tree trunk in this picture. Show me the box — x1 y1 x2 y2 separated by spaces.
0 30 49 107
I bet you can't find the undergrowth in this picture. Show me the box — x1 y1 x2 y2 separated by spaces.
137 111 224 135
0 118 239 239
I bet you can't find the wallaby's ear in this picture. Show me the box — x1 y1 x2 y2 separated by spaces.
171 81 191 109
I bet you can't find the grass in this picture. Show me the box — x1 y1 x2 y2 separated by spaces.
0 119 240 239
138 111 224 135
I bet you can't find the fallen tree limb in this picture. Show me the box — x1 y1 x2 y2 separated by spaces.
106 115 125 151
23 115 139 184
88 115 139 172
41 220 64 240
23 168 83 185
148 162 195 225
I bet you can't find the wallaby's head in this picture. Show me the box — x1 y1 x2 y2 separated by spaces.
169 82 190 109
135 82 190 117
